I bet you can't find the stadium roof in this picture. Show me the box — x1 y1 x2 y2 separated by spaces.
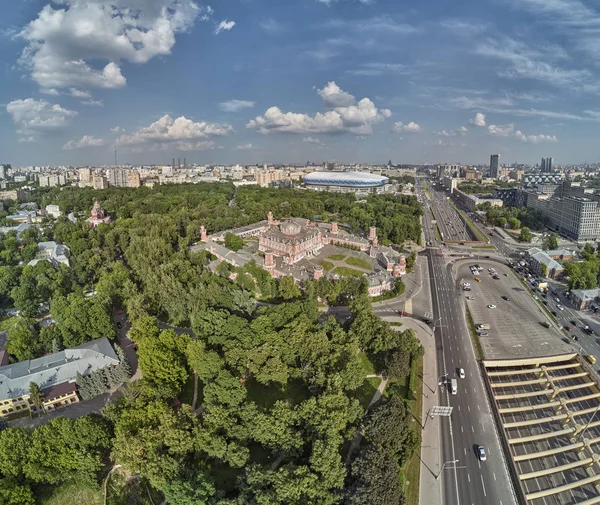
303 171 388 187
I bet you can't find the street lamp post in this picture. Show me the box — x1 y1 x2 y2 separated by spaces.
436 459 459 480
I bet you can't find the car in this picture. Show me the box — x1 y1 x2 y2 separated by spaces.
565 326 572 331
557 305 565 311
551 311 557 316
345 315 353 320
556 297 561 303
459 368 465 379
475 278 481 282
571 320 577 326
479 332 489 337
501 296 510 301
542 300 548 305
436 253 443 257
478 446 487 461
424 319 432 325
466 296 474 300
487 304 497 309
541 321 550 328
116 322 122 329
587 355 597 365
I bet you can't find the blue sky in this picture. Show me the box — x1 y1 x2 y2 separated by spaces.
1 0 600 166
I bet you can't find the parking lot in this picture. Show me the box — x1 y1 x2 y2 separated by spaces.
457 261 574 359
484 355 600 505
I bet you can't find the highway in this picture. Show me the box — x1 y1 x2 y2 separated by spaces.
425 181 472 243
417 179 517 505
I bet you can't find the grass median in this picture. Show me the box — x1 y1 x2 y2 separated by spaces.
465 305 484 360
449 201 487 242
399 356 423 505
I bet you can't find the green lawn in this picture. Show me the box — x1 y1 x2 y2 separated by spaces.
472 245 496 249
246 378 309 409
359 352 376 375
465 306 484 360
328 254 346 261
37 482 103 505
345 256 373 270
353 377 381 409
320 260 334 271
333 266 365 277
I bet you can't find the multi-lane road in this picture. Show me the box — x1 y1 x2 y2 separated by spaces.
417 179 517 505
425 182 472 242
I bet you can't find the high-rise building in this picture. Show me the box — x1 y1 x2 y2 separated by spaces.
107 168 128 187
0 165 9 180
127 171 141 188
93 174 109 190
78 167 91 183
541 157 553 173
489 154 500 178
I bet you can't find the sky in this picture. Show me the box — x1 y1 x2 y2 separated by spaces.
2 0 600 166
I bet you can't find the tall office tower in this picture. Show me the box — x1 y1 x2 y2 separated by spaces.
541 158 546 172
0 165 8 179
107 168 128 187
546 157 553 172
178 158 181 168
490 154 500 178
172 158 175 170
183 158 187 168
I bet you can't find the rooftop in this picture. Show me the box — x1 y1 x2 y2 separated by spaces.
0 337 119 401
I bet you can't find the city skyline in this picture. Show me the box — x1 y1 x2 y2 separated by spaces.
2 0 600 165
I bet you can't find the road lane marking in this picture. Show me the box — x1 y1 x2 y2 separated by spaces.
494 473 497 481
480 475 487 497
468 474 470 483
471 426 474 433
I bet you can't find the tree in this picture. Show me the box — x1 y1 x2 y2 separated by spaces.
28 382 44 414
541 263 548 277
224 232 244 252
519 227 533 242
543 233 559 250
363 397 412 458
0 480 35 505
278 276 301 300
6 319 41 361
0 427 31 478
346 444 404 505
507 217 521 230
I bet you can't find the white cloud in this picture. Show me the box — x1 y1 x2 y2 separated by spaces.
40 88 60 96
325 16 417 34
63 135 105 150
346 62 412 76
469 112 486 127
248 82 391 135
435 126 467 136
514 130 558 143
440 19 487 35
476 38 594 92
18 0 205 91
393 121 421 133
488 124 515 136
69 88 91 98
318 81 355 107
303 136 323 144
6 98 77 140
215 20 235 35
219 99 255 112
259 18 285 34
110 126 123 133
115 114 232 151
235 143 253 150
81 99 103 107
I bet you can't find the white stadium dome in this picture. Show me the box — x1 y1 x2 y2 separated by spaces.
303 171 389 187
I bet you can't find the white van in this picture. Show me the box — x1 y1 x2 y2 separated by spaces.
451 379 458 395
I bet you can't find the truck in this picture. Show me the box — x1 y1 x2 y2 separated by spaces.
450 379 458 395
476 323 490 331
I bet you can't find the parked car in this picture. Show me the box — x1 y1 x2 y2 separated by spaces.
501 296 510 301
487 304 497 309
